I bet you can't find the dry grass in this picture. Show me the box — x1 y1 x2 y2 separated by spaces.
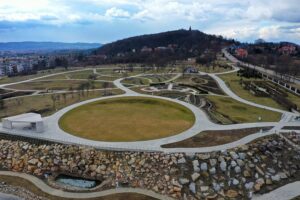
205 95 282 123
59 97 195 142
0 175 158 200
6 80 113 91
0 89 124 119
0 68 79 84
218 72 285 110
162 127 272 148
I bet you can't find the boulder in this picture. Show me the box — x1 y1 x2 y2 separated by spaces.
209 159 217 167
226 190 238 198
189 182 196 194
232 178 239 186
198 154 210 160
245 182 254 190
271 174 281 182
192 160 200 172
220 161 227 172
200 163 208 171
191 173 200 182
229 152 239 160
177 157 186 164
234 166 241 174
179 178 189 185
28 159 39 165
209 167 216 175
200 186 209 192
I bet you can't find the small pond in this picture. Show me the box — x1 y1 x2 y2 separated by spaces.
55 174 99 189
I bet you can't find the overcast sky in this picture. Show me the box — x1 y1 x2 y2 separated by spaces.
0 0 299 44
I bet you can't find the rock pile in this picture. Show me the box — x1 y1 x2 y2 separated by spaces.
0 135 299 199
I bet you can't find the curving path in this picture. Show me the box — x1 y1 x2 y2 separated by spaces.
253 181 300 200
0 171 173 200
1 171 300 200
0 193 21 200
0 65 299 152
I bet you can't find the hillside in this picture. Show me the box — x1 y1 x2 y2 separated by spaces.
91 29 237 64
0 42 101 52
229 42 300 76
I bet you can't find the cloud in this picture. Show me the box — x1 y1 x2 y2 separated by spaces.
0 0 299 43
105 7 130 18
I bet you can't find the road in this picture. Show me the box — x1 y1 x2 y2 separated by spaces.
222 48 300 85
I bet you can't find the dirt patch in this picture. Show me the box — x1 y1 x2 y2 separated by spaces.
161 127 273 148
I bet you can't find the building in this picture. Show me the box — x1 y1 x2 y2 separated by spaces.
235 48 248 58
184 66 198 73
141 46 153 53
278 45 297 55
2 113 44 133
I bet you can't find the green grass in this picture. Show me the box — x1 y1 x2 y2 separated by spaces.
0 89 124 119
219 72 285 110
43 70 94 80
6 80 113 91
121 77 150 86
0 68 79 84
59 97 195 142
162 127 272 148
206 95 282 123
197 65 232 73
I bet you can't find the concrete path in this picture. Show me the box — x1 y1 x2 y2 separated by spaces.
0 66 299 152
0 171 173 200
253 181 300 200
0 68 92 88
222 48 300 85
0 192 22 200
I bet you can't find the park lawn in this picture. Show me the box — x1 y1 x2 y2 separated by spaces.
59 97 195 142
121 77 150 86
140 74 177 83
0 89 124 119
0 68 77 84
6 80 113 91
162 127 272 148
97 75 122 81
287 92 300 110
0 175 158 200
205 95 282 123
196 65 232 73
175 74 209 84
219 72 286 110
43 69 94 80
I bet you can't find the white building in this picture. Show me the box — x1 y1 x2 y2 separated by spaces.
2 113 44 133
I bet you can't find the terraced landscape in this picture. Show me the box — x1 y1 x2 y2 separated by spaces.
0 58 299 200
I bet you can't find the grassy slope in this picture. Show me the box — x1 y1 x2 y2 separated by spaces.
59 97 195 142
0 89 124 119
6 80 113 91
42 70 94 80
206 95 281 123
0 68 82 84
218 72 285 110
162 127 272 148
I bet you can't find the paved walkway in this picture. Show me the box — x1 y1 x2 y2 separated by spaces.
0 192 22 200
0 171 173 200
0 66 299 152
253 181 300 200
0 170 299 200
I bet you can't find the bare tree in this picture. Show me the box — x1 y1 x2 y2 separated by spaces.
51 94 58 111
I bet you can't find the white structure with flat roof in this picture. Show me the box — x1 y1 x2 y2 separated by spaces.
2 113 44 133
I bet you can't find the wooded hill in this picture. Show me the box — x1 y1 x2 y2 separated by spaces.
89 29 237 65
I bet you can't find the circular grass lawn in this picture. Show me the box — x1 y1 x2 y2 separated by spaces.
59 97 195 142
